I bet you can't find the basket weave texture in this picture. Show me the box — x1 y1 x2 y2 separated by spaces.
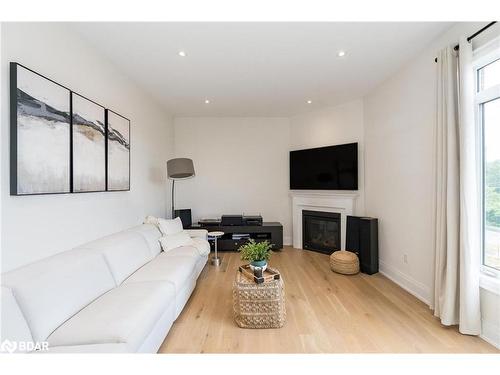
232 267 286 329
330 250 360 275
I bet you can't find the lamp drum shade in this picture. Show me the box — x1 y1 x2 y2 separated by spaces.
167 158 195 179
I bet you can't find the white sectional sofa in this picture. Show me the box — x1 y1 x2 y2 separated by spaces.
0 223 209 353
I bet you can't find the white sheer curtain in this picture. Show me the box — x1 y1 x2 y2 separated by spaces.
433 37 481 335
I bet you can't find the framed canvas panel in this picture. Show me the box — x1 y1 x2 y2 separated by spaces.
10 63 71 195
72 93 106 192
106 109 130 191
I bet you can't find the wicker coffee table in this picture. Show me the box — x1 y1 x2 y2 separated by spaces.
232 267 286 329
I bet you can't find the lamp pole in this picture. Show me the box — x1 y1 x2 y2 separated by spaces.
171 179 175 219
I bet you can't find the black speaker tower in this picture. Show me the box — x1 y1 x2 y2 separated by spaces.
346 216 379 274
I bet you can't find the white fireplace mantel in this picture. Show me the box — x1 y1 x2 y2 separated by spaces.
289 190 359 250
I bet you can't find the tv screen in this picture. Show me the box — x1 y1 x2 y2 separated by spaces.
290 143 358 190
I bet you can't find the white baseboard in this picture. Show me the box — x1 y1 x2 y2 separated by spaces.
379 259 431 306
481 320 500 349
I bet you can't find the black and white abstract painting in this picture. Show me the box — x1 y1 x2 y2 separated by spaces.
107 110 130 191
72 94 106 192
11 64 71 195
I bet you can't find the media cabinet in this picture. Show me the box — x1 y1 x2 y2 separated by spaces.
195 222 283 251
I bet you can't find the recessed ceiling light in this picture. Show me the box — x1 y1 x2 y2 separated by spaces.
307 100 312 104
204 99 210 104
337 50 346 57
178 51 187 57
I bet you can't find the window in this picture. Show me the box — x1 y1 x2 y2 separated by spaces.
482 98 500 271
478 58 500 91
475 47 500 273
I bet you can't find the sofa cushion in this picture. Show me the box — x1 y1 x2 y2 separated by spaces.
161 246 201 258
123 253 197 291
192 238 211 256
2 250 116 342
159 231 194 252
185 229 208 240
1 286 34 352
127 223 162 256
77 231 153 284
163 239 210 258
194 255 209 279
47 281 175 351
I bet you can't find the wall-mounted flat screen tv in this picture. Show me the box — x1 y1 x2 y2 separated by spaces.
290 142 358 190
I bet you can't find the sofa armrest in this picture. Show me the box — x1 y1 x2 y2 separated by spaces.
185 229 208 240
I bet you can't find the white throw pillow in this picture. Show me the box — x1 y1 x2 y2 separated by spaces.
159 231 194 252
157 217 183 236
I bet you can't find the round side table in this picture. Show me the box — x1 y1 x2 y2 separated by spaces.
208 231 224 266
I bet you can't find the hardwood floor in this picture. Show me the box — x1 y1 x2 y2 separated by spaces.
159 247 498 353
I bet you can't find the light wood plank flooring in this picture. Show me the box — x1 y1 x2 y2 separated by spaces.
159 247 498 353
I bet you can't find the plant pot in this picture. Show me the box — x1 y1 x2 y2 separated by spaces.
249 260 267 272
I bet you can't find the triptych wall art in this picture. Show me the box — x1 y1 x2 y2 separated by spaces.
10 63 130 195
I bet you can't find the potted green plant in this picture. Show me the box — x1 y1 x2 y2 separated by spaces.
238 239 273 271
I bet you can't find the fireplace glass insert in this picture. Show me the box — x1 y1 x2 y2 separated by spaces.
302 210 341 254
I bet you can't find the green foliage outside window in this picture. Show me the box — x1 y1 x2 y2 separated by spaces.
485 160 500 228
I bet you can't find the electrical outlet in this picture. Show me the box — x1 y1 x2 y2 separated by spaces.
403 254 408 264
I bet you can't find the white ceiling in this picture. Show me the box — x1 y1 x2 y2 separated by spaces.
70 22 453 117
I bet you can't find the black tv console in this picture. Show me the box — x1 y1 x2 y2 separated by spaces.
195 222 283 251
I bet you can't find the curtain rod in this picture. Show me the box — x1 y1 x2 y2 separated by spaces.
434 21 497 63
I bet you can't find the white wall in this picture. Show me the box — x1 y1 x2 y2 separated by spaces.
363 22 500 347
1 23 174 272
289 99 365 214
480 288 500 348
364 56 437 302
0 23 3 275
173 117 292 243
173 101 366 245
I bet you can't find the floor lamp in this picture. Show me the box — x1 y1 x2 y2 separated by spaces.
166 158 195 219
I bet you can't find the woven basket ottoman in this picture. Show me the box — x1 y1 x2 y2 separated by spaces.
330 250 360 275
232 267 286 329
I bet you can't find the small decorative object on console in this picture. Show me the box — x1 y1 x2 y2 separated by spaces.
242 215 263 226
221 215 243 226
198 218 221 226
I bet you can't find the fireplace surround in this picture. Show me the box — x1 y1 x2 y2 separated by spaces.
290 191 358 250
